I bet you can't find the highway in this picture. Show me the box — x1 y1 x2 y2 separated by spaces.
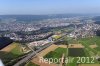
13 34 67 66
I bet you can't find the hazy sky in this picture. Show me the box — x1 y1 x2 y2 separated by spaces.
0 0 100 15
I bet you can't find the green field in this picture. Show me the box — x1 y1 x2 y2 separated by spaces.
11 44 24 55
67 36 100 66
68 48 86 57
68 39 79 44
79 36 100 45
25 62 39 66
43 36 100 66
44 47 67 59
79 36 100 55
67 48 89 66
66 36 100 66
0 43 25 65
44 47 67 63
62 36 79 44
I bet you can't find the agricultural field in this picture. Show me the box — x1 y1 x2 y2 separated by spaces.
68 39 79 44
67 48 90 66
78 64 100 66
25 62 39 66
67 36 100 66
62 36 79 44
31 36 100 66
79 36 100 55
68 48 86 57
44 47 67 63
44 47 67 59
1 42 17 52
64 36 100 66
0 42 26 65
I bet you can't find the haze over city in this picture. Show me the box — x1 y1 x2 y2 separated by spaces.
0 0 100 15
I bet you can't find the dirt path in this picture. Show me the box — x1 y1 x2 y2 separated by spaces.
59 53 65 66
58 44 84 48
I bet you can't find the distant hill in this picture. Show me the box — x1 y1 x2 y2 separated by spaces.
0 14 84 22
93 16 100 24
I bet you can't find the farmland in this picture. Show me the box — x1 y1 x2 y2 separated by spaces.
79 36 100 56
71 36 100 66
44 47 67 63
24 36 100 66
0 42 27 65
78 64 100 66
25 62 39 66
66 36 100 66
44 47 67 58
68 48 86 57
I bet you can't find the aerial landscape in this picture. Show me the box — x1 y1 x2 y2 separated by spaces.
0 0 100 66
